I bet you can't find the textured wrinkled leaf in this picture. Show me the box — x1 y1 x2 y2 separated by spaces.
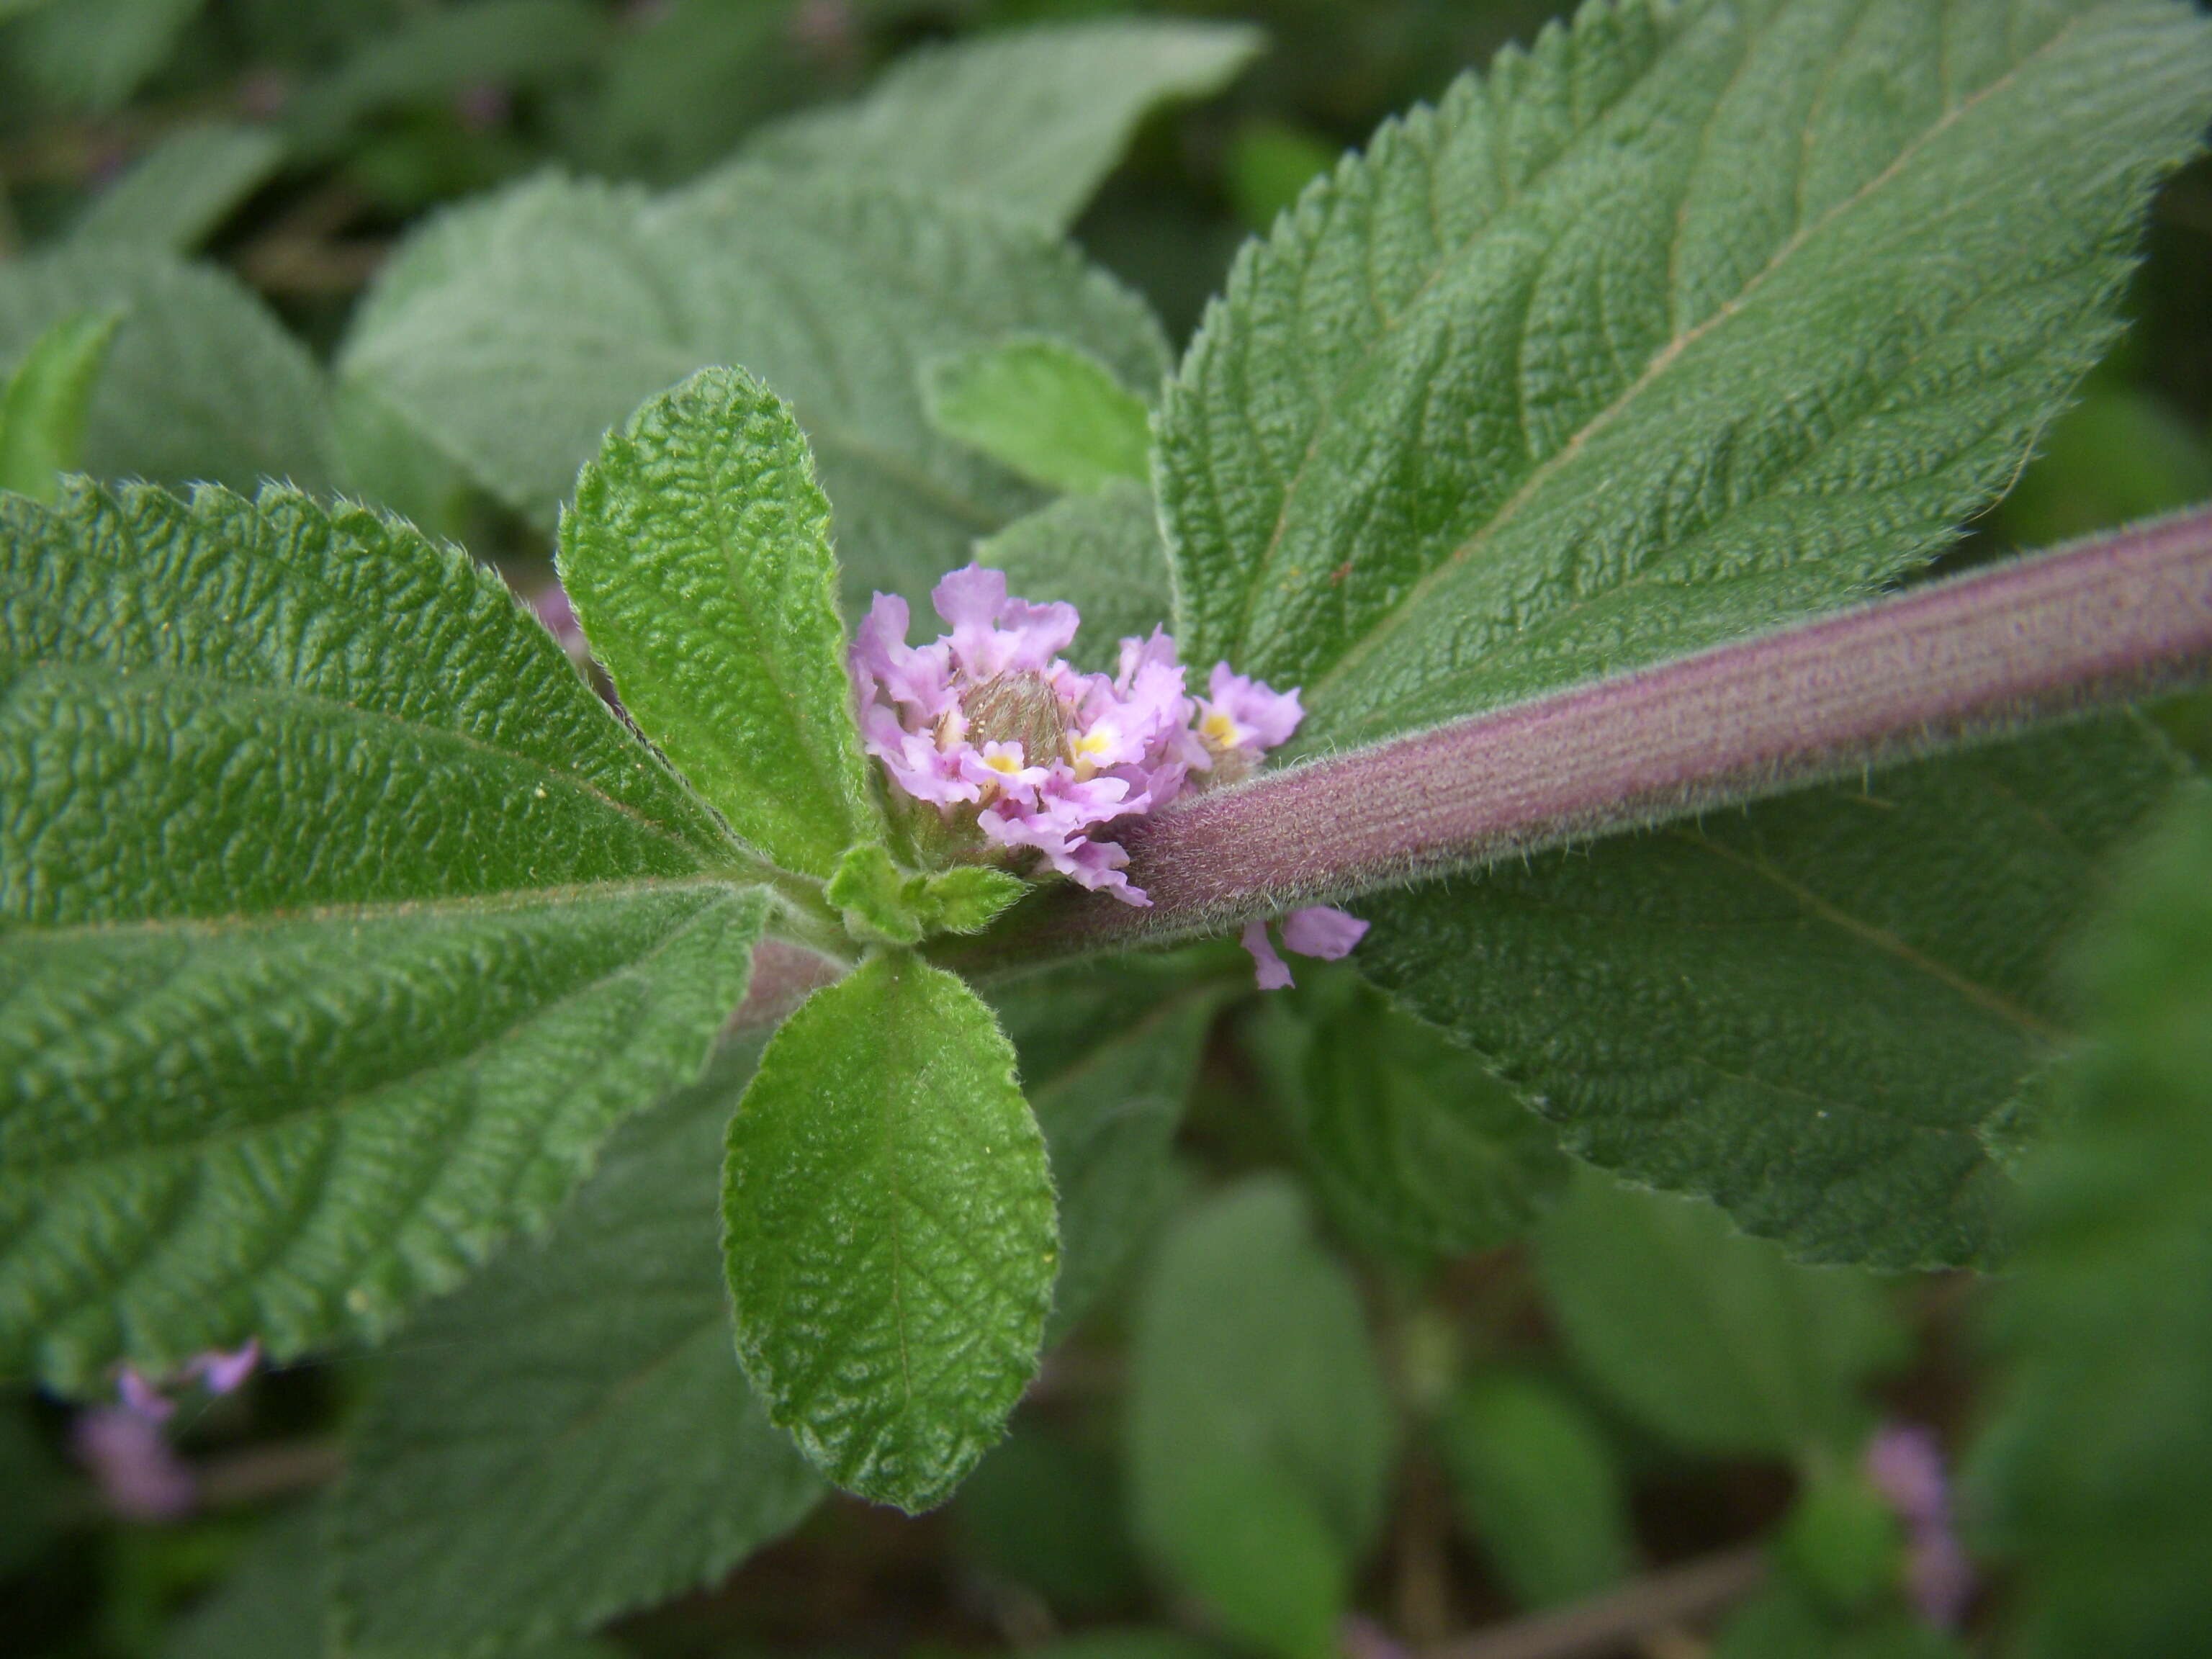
1969 783 2212 1659
737 19 1264 230
0 310 121 500
1359 716 2188 1267
341 171 1166 607
1249 971 1568 1265
1127 1178 1393 1655
0 481 759 1387
1159 0 2212 754
0 246 331 492
993 958 1223 1341
722 953 1056 1512
1537 1175 1905 1460
561 367 879 879
333 1040 822 1659
925 337 1152 495
70 122 286 252
979 480 1174 673
1436 1372 1637 1610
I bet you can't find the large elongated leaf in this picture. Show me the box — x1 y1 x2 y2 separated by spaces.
1159 0 2212 753
561 367 879 880
0 482 762 1388
736 19 1264 230
0 246 332 493
722 953 1056 1512
340 171 1168 608
1358 715 2189 1267
333 1041 822 1659
1969 783 2212 1659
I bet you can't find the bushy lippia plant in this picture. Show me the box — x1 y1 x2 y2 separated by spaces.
6 0 2212 1648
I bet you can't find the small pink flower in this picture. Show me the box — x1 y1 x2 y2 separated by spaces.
73 1410 196 1521
1198 663 1303 757
850 565 1304 909
189 1339 261 1397
1865 1422 1975 1629
1239 906 1371 989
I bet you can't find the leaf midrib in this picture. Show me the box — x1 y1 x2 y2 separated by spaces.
1297 8 2089 706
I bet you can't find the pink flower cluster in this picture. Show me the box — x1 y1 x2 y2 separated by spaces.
851 565 1370 985
853 565 1300 905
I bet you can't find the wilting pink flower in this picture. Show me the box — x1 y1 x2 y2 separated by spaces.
72 1409 196 1521
851 566 1302 907
1866 1421 1975 1629
1240 905 1371 989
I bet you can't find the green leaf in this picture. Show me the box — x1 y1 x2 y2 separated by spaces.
1435 1371 1637 1610
70 122 287 253
1359 715 2189 1267
1127 1177 1393 1657
0 246 332 493
1248 970 1569 1266
994 958 1223 1341
828 844 926 947
158 1506 327 1659
7 0 204 113
560 366 879 881
736 19 1264 230
287 0 608 155
1157 0 2212 754
1968 782 2212 1659
925 337 1153 495
1535 1175 1905 1461
721 953 1056 1512
979 480 1174 673
0 310 122 500
919 866 1028 936
340 171 1167 608
1 480 760 1386
332 1040 822 1659
1714 1583 1967 1659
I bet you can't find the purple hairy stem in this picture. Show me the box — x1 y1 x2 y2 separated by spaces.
956 507 2212 966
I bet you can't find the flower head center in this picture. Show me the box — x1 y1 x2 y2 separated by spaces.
962 670 1067 767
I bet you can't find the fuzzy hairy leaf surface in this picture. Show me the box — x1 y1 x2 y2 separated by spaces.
722 954 1056 1512
993 957 1223 1342
0 482 761 1386
333 1041 822 1659
341 171 1167 608
1249 972 1569 1267
0 245 332 493
1970 783 2212 1659
1359 715 2188 1267
925 337 1152 495
1159 0 2212 753
979 481 1174 674
1127 1178 1393 1658
69 122 286 252
561 367 879 880
1537 1176 1905 1460
737 19 1264 230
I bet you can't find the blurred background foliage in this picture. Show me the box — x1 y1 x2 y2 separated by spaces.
3 1 2208 1657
